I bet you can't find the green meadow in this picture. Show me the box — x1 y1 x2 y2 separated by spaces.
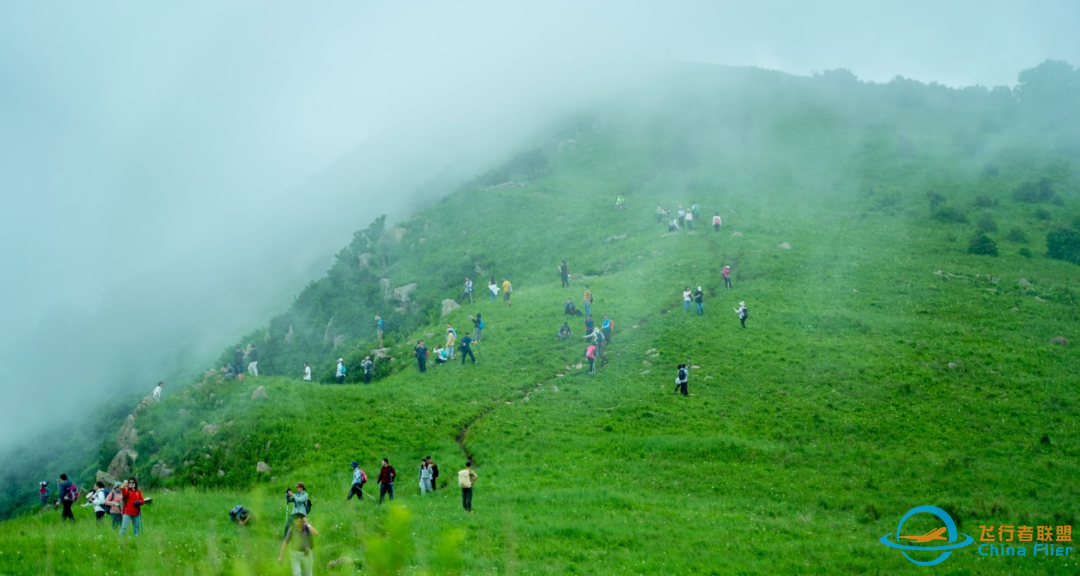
1 64 1078 575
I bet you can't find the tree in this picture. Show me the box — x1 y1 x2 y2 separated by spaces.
1047 228 1080 265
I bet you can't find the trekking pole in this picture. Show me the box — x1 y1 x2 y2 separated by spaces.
360 488 377 502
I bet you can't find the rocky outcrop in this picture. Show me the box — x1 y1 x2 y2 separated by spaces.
284 325 294 343
1050 336 1069 345
256 462 272 474
117 415 138 451
327 557 355 570
441 299 461 319
379 227 407 245
151 462 174 479
133 394 155 416
108 450 135 480
252 386 267 401
96 470 120 487
392 283 418 303
357 253 373 269
778 242 792 250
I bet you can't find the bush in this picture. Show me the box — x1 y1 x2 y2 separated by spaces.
1012 178 1058 204
974 195 998 208
927 190 946 209
1035 208 1052 221
932 206 968 223
977 214 998 233
968 233 999 256
1005 228 1029 243
1019 247 1033 258
1047 228 1080 265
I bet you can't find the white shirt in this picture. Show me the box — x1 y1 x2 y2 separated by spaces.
336 362 345 377
303 366 311 381
152 386 162 402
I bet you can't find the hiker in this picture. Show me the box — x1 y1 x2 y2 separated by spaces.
458 461 478 513
582 285 593 317
615 195 626 210
335 358 347 384
427 457 439 491
564 298 581 316
557 322 572 340
105 482 123 528
602 315 613 344
85 481 108 521
419 460 433 495
655 204 665 223
685 208 694 230
460 334 476 365
120 477 150 536
683 286 693 313
234 348 246 381
222 363 237 380
585 314 594 334
502 277 512 306
378 459 396 503
459 276 474 304
361 357 373 384
734 301 748 328
589 327 605 362
586 343 597 374
375 315 384 348
38 481 49 507
247 345 259 377
445 325 456 359
488 276 498 301
347 461 367 502
722 265 732 289
229 505 252 526
471 314 483 342
677 206 686 228
152 381 163 402
284 482 311 536
559 260 570 288
56 473 76 522
303 362 312 381
674 364 689 396
414 341 427 373
668 217 679 232
713 213 722 232
434 346 449 364
694 286 705 315
691 201 700 222
279 513 318 576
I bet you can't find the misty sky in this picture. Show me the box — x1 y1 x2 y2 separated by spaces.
0 0 1077 410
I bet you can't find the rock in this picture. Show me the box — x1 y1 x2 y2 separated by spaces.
327 557 355 570
651 250 662 257
202 423 220 434
134 395 155 415
284 325 294 343
1009 307 1019 313
371 347 390 360
474 264 485 276
550 386 560 392
604 233 628 242
1050 336 1069 345
357 253 373 269
990 277 1000 284
256 462 272 474
640 370 651 375
252 386 267 401
379 226 406 245
947 362 959 369
1034 296 1047 303
570 273 586 280
117 415 138 451
391 283 418 303
108 450 134 479
151 462 174 479
1018 278 1032 287
218 469 226 477
96 470 120 487
933 270 943 276
378 278 392 299
778 242 792 250
263 330 272 343
333 334 347 348
642 360 652 365
183 460 194 467
178 409 188 418
731 231 743 237
441 299 461 319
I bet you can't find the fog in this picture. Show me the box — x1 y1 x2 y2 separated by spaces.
0 1 1077 451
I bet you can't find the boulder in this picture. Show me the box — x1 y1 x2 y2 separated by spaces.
96 470 120 487
357 253 373 269
1009 307 1019 313
251 386 267 401
378 278 392 299
327 557 355 570
333 334 347 349
604 233 628 243
731 231 743 237
151 462 173 479
379 227 406 245
117 415 138 451
1018 278 1033 287
218 469 226 477
441 299 461 319
134 395 155 415
778 242 792 250
284 325 294 343
263 330 272 343
371 348 390 360
202 423 221 435
391 283 418 303
1050 336 1069 345
108 450 134 479
256 462 272 474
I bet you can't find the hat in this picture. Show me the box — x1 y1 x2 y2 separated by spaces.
740 301 745 306
351 461 359 468
698 286 702 291
338 358 344 362
724 265 730 269
113 482 122 489
296 482 305 489
40 481 47 486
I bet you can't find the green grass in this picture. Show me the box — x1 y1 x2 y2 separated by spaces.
2 64 1079 575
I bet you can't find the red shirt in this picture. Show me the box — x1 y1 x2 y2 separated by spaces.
121 488 144 516
378 465 396 484
722 268 731 278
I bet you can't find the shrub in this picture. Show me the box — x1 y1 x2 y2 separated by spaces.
932 206 968 223
968 233 999 256
1005 228 1029 243
1019 247 1033 258
977 214 998 233
1012 178 1058 204
1035 208 1052 221
927 190 946 209
974 195 998 208
1047 228 1080 265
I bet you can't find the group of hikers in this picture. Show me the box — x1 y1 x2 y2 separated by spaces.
42 475 151 535
655 202 722 233
219 344 260 380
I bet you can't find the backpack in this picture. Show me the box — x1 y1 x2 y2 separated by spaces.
65 483 79 501
741 307 748 319
360 470 368 483
478 318 484 329
341 365 347 375
678 368 688 381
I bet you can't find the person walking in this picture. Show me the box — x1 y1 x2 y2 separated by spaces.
378 459 396 503
335 358 347 384
586 344 597 374
722 265 732 289
582 286 593 317
302 362 312 381
105 482 123 528
427 457 439 491
284 482 311 535
559 260 570 288
445 325 456 359
691 201 700 222
56 474 76 522
38 481 49 507
459 276 474 304
677 206 686 228
655 204 665 224
247 345 259 377
87 481 109 521
361 357 373 384
602 315 613 344
502 278 512 306
488 276 498 302
685 208 694 230
234 347 246 382
460 334 476 365
120 477 150 536
734 301 748 328
279 514 318 576
471 314 483 343
694 286 705 315
683 286 693 313
347 462 367 502
375 315 385 348
419 460 433 495
584 314 594 335
674 364 689 396
458 461 478 513
152 381 163 402
415 341 428 373
712 213 722 232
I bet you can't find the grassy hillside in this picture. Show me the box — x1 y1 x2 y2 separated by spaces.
2 63 1079 575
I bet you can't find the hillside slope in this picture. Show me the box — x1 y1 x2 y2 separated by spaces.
2 63 1079 576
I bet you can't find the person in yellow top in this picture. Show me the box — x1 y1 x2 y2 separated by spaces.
501 278 512 306
458 461 478 512
445 325 456 359
582 286 593 317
